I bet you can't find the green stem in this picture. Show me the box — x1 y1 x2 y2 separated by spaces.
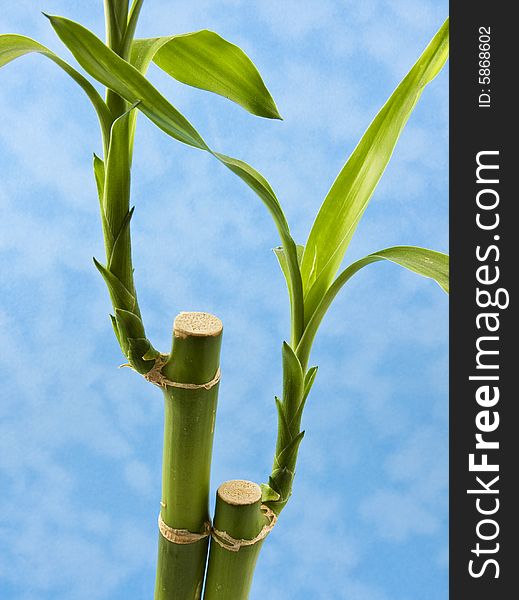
97 0 158 372
104 0 130 116
155 312 223 600
203 481 269 600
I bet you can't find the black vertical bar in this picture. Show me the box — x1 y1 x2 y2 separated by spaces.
450 2 517 599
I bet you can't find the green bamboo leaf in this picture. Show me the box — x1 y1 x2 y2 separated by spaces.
289 367 317 435
0 34 111 145
129 29 282 150
46 15 304 340
274 244 304 344
267 475 280 495
211 152 300 276
284 366 317 438
131 30 281 117
281 341 304 435
303 366 318 401
93 257 136 313
114 307 146 355
109 313 122 346
126 38 161 153
260 483 280 503
108 207 135 291
215 153 304 343
45 15 207 149
121 0 145 58
46 16 288 229
300 19 449 321
127 337 155 374
151 30 281 119
104 0 127 41
276 431 305 469
103 108 135 290
92 154 113 249
127 37 175 152
375 246 449 292
268 467 293 500
104 105 134 203
130 37 169 74
142 346 160 361
93 153 105 201
297 246 449 368
274 245 304 300
274 396 291 455
131 32 281 119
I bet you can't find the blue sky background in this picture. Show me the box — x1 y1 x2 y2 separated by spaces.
0 1 448 599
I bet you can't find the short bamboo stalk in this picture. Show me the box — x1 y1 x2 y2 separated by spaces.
155 312 223 600
203 480 272 600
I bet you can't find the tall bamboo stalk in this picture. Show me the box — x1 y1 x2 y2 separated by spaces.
155 312 223 600
101 6 225 596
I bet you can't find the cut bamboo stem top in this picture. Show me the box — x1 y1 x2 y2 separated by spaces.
217 480 262 506
174 312 223 339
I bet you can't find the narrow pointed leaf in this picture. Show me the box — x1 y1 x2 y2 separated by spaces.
152 30 281 119
109 314 121 346
276 431 305 470
46 15 303 335
46 15 207 149
274 397 291 456
130 36 169 74
46 17 287 222
127 337 155 374
108 207 135 294
127 30 190 154
300 20 449 320
142 346 160 361
103 109 134 289
128 37 171 150
375 246 449 292
92 154 113 248
215 152 304 342
297 246 449 368
46 17 292 236
0 34 111 142
274 245 303 299
130 29 282 143
260 483 280 503
269 467 293 500
281 341 304 435
211 151 302 305
303 366 318 402
104 0 127 43
274 244 305 345
114 307 146 354
93 257 136 313
93 153 105 201
267 475 281 496
121 0 145 58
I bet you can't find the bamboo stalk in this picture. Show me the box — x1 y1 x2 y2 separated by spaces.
203 480 271 600
155 312 223 600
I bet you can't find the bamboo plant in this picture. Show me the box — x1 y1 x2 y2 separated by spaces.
1 3 449 599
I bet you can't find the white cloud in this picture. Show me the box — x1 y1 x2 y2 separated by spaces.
360 489 440 541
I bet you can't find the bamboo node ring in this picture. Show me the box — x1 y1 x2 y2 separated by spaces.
210 505 277 553
144 354 221 390
158 514 211 545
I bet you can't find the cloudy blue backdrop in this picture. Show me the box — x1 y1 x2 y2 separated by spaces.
0 1 448 598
